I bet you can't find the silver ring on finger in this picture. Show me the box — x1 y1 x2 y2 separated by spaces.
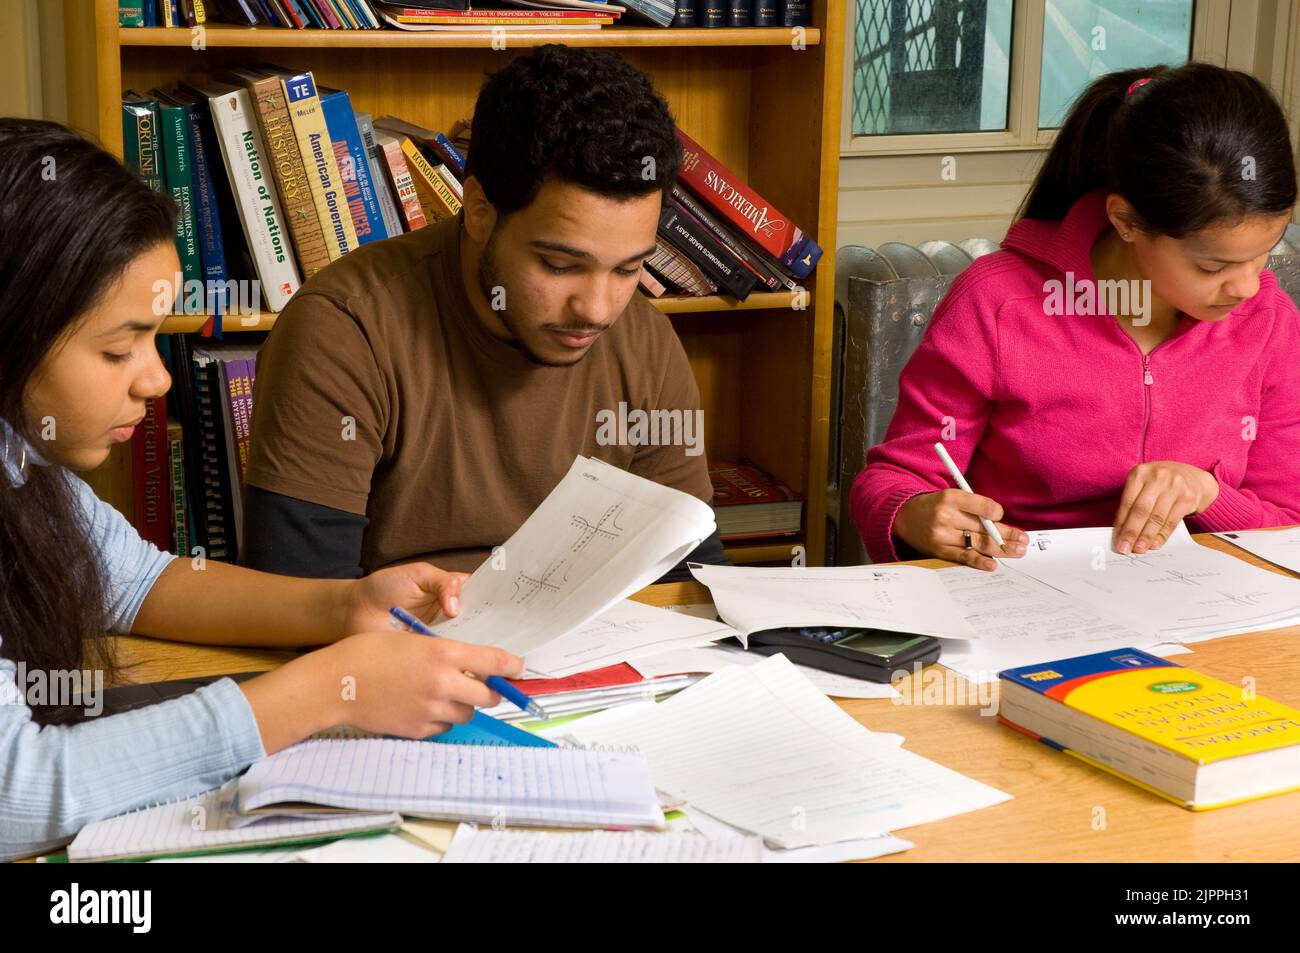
963 530 973 550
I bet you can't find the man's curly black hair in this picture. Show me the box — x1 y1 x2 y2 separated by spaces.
465 44 681 216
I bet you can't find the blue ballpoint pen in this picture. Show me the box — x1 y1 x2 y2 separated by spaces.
388 606 549 720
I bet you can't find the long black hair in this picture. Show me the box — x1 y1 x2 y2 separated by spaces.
1019 63 1297 235
0 118 177 724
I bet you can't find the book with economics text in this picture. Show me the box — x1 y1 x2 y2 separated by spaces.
999 648 1300 810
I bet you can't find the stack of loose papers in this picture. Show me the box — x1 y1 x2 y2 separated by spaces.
544 654 1010 848
930 523 1300 682
236 738 664 830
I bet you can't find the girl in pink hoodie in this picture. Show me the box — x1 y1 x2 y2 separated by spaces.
852 63 1300 571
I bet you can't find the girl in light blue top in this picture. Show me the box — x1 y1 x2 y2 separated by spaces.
0 118 524 861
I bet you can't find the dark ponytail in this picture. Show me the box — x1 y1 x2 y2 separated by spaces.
0 118 177 724
1019 63 1297 236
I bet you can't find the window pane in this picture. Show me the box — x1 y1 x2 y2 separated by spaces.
852 0 1014 137
1039 0 1194 128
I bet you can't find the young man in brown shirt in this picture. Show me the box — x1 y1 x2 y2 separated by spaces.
241 45 726 580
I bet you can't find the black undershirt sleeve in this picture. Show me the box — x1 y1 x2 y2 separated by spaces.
240 485 367 579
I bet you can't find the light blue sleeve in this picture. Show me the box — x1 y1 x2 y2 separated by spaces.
70 470 177 633
0 473 267 861
0 663 266 861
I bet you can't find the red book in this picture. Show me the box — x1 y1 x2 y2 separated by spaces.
131 396 172 551
504 663 645 695
674 126 822 279
710 460 803 540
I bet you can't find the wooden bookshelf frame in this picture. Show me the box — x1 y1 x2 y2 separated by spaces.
65 0 844 566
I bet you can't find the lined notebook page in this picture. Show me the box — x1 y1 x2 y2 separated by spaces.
558 654 1011 848
69 781 400 863
440 823 762 863
237 739 663 830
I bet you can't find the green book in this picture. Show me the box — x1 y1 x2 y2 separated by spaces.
149 88 202 310
121 92 164 193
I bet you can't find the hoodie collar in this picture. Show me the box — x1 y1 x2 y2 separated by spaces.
1001 188 1112 277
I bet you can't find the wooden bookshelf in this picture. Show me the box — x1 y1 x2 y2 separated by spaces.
156 290 807 332
66 0 845 565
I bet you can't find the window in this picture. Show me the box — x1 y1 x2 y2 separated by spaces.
1039 1 1194 128
844 0 1201 155
852 0 1014 136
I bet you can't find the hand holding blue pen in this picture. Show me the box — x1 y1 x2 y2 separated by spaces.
389 606 549 720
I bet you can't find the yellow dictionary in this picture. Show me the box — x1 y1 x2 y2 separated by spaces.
999 648 1300 809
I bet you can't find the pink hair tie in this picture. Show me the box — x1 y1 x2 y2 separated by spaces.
1127 77 1153 96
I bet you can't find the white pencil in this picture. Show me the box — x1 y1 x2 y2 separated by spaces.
933 442 1006 549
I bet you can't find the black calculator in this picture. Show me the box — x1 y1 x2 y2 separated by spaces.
741 627 941 682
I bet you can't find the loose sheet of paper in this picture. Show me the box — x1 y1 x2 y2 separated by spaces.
628 642 900 699
431 456 716 657
688 564 978 642
551 655 1010 848
1008 524 1300 642
524 599 738 676
932 563 1156 683
440 823 763 863
682 807 914 863
1214 527 1300 577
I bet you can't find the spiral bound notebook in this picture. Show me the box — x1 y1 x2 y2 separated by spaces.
67 781 400 863
236 738 664 830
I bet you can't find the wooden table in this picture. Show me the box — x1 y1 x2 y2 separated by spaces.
113 534 1300 861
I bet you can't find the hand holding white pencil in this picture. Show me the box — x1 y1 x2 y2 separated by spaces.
933 442 1006 550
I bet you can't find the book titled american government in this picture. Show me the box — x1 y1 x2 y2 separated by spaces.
281 69 360 261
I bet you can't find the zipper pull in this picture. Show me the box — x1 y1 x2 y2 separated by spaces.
1143 357 1153 385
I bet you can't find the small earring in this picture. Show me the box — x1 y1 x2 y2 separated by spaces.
3 434 28 482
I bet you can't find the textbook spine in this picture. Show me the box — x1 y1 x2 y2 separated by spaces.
204 84 300 311
320 89 388 244
658 199 758 300
356 112 405 237
239 70 333 279
153 95 204 302
281 70 360 260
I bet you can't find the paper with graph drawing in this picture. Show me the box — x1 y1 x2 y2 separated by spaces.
931 563 1156 684
524 599 738 677
1006 524 1300 642
432 456 716 658
687 563 979 643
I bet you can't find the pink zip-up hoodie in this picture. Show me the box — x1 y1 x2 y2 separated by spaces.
851 189 1300 563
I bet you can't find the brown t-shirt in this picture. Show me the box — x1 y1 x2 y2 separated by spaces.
243 213 712 574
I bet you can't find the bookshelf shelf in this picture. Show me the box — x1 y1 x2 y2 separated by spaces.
70 0 845 565
118 25 822 48
157 291 808 333
724 538 803 565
